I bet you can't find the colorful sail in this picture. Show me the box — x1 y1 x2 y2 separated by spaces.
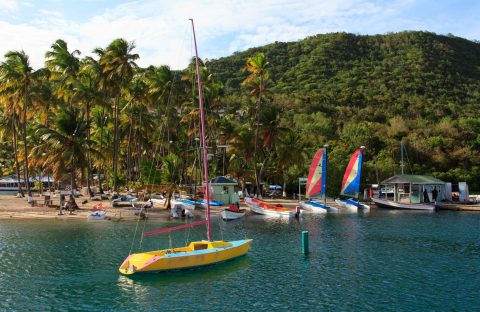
340 149 363 198
306 148 327 198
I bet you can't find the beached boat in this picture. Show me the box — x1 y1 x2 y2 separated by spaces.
150 196 166 206
171 204 194 219
88 210 107 220
336 147 370 212
119 20 252 275
245 197 300 217
170 196 196 210
196 198 223 208
371 175 444 210
111 196 138 207
299 147 334 214
221 203 245 221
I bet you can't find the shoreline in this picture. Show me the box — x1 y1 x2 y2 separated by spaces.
0 195 302 221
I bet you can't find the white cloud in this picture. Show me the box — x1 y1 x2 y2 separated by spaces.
0 0 476 70
0 0 18 11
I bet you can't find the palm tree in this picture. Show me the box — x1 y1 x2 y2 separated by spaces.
35 106 98 202
275 129 306 197
100 39 139 193
45 39 80 106
242 52 270 197
0 104 24 196
0 50 36 197
91 107 111 193
161 153 183 209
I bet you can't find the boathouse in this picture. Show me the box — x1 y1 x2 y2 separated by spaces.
378 175 446 203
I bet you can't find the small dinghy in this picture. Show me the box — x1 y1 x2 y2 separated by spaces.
171 204 194 219
221 204 245 221
88 202 107 220
88 210 107 220
196 198 223 208
111 197 138 207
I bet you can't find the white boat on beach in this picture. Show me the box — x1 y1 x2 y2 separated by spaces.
88 210 107 220
221 207 246 221
171 204 194 219
245 197 300 218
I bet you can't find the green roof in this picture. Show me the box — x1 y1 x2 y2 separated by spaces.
208 176 237 185
381 175 445 185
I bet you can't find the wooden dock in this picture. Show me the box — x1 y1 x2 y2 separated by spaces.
438 203 480 211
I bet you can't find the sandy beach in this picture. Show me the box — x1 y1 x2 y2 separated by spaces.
0 194 303 220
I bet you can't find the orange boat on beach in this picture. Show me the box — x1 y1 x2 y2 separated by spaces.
244 198 301 217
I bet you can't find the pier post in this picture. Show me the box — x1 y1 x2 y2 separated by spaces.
302 231 309 254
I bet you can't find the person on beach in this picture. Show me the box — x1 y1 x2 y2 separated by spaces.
432 187 438 202
423 189 430 203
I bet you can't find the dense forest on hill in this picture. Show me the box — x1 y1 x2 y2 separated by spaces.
0 31 479 200
208 31 480 191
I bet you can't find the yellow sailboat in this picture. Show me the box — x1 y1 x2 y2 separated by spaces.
119 19 252 275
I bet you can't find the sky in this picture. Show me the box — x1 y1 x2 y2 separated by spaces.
0 0 478 69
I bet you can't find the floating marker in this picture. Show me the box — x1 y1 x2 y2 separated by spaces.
302 231 309 254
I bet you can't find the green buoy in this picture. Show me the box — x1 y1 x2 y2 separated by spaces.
302 231 309 254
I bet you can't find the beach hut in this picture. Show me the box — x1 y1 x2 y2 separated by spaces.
205 176 239 205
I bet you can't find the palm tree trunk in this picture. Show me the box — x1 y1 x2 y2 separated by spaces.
126 109 134 184
253 77 263 198
98 109 105 194
22 87 31 197
112 95 120 193
70 163 76 197
12 120 24 197
86 101 92 197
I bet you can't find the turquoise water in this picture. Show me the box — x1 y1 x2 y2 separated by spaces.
1 210 480 311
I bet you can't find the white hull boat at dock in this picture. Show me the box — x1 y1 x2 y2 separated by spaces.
372 197 435 210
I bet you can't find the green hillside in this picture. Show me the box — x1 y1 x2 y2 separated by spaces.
208 31 480 190
1 32 478 197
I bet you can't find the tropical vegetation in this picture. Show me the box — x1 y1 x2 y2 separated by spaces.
0 31 478 201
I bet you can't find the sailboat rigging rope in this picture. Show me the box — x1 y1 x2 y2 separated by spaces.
404 144 414 174
138 206 149 249
128 206 145 254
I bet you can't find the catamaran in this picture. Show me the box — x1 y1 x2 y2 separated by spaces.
299 147 336 213
118 19 252 275
335 147 370 212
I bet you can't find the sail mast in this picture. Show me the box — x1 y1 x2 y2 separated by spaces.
190 18 211 241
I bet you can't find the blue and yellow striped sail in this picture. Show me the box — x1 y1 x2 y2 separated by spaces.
340 149 363 198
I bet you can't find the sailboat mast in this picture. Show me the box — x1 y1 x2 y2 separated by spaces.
401 141 404 175
190 18 211 241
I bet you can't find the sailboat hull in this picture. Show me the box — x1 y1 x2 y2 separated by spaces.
299 201 330 213
335 199 370 212
372 197 435 210
119 239 252 275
